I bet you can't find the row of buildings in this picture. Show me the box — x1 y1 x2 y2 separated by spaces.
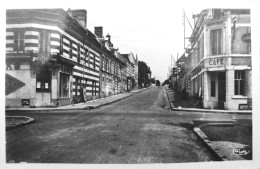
5 8 138 108
171 8 252 110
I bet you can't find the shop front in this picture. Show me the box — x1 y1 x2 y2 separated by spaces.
31 52 75 107
199 56 251 110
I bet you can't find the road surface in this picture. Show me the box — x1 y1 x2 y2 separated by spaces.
6 87 215 163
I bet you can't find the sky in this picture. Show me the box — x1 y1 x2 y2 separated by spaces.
82 1 201 83
2 0 253 83
59 0 204 83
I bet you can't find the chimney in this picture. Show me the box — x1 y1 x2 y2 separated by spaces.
70 9 87 28
106 34 111 42
94 27 103 38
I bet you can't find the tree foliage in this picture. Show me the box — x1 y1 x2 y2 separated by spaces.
150 77 155 84
138 61 151 87
156 80 161 86
162 79 169 86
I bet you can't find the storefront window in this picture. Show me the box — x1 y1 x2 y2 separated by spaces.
60 73 69 97
36 71 51 93
235 70 245 95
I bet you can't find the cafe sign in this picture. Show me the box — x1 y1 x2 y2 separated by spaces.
205 57 225 68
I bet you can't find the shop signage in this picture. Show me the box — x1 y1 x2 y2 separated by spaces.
238 104 248 110
31 52 58 65
21 99 30 106
205 58 224 68
247 98 252 110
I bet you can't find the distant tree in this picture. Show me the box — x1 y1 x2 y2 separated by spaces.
150 77 155 84
138 61 151 88
162 79 169 86
156 80 161 87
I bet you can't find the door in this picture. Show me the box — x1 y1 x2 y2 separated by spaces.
36 71 51 106
218 72 226 109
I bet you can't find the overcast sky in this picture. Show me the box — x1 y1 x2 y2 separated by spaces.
2 0 254 83
84 1 201 82
73 1 204 83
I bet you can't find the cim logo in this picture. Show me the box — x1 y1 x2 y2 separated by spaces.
205 58 224 68
233 147 251 156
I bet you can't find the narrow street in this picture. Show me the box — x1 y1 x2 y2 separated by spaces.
6 87 215 163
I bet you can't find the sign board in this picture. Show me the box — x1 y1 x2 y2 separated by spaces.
205 58 225 68
6 73 25 95
21 99 30 106
238 104 248 110
31 52 58 65
247 98 252 110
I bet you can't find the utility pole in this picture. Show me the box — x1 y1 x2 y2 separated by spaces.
183 10 185 50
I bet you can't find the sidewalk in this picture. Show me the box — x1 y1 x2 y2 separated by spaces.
6 87 152 113
165 87 252 114
165 87 252 161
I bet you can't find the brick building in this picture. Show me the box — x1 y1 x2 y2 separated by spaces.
6 9 101 107
94 27 126 97
187 9 251 110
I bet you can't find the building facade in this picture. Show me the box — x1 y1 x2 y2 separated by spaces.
116 52 128 92
6 9 101 107
121 53 138 91
188 9 251 110
94 27 125 97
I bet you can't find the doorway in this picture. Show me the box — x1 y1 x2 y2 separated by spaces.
36 71 51 106
218 72 226 109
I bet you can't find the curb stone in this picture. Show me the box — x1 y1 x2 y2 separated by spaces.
165 87 174 109
193 123 249 161
165 87 252 115
5 87 152 113
193 126 224 161
6 116 35 130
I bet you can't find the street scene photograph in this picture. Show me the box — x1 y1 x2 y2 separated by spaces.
2 0 260 169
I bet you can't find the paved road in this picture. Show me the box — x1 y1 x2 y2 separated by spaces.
6 87 216 163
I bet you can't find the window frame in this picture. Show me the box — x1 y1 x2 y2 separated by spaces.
210 28 222 56
59 72 69 98
234 70 245 95
14 29 25 52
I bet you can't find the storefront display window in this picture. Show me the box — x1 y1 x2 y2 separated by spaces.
60 73 69 97
36 71 51 93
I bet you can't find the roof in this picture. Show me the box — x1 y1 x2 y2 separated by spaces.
121 54 130 62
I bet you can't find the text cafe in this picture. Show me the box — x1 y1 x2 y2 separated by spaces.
205 58 224 68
